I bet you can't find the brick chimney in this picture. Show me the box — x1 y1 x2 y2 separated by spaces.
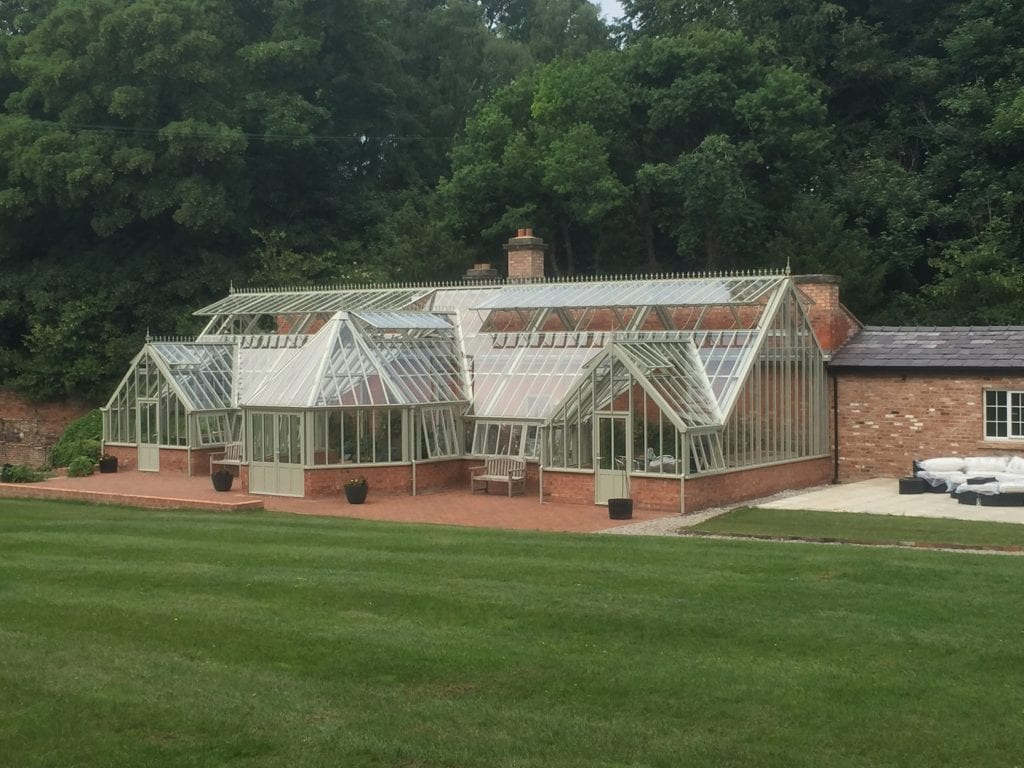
463 262 500 282
504 228 546 282
793 274 861 357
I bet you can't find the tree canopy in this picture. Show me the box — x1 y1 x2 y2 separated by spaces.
0 0 1020 400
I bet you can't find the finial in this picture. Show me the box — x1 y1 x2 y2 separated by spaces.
145 327 152 343
785 256 791 276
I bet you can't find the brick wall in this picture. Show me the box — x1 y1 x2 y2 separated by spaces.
302 459 536 499
102 445 220 475
631 474 683 513
0 388 93 466
104 445 136 471
305 464 414 498
541 470 593 505
543 458 831 512
835 371 1024 480
685 457 832 511
794 275 861 354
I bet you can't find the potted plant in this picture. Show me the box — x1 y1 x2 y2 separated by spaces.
98 453 118 473
211 468 234 492
344 475 368 504
607 462 632 520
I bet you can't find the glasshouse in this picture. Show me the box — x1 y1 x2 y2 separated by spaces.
102 233 844 511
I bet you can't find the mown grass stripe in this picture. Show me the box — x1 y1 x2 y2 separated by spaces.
1 499 1023 767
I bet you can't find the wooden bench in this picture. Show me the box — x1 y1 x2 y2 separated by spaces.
470 457 527 497
210 443 243 476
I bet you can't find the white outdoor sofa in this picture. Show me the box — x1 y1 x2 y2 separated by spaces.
913 455 1024 506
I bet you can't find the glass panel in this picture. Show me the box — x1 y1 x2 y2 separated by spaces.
357 411 372 463
523 425 540 459
374 411 391 462
328 411 344 463
255 413 275 462
343 411 357 462
277 414 301 465
139 401 159 445
598 418 612 471
313 412 327 465
390 409 404 462
251 414 264 462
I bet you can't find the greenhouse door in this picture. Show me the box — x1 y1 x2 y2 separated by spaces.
595 415 628 504
137 399 160 472
249 412 305 497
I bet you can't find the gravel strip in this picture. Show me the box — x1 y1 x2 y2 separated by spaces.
597 485 832 536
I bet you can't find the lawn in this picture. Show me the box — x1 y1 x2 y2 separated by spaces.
1 499 1023 768
696 507 1024 549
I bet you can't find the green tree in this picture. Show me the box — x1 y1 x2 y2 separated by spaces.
443 29 830 274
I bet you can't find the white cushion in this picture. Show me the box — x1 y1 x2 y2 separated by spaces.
969 482 1001 495
1006 456 1024 474
920 471 966 491
964 456 1011 473
998 481 1024 494
918 457 965 472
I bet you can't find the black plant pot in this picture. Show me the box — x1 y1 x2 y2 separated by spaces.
345 483 368 504
98 457 118 474
608 498 633 520
212 472 234 492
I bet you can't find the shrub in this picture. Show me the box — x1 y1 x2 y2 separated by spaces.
51 410 102 468
67 456 95 477
3 464 47 482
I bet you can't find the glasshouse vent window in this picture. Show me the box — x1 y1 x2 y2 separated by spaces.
470 422 540 458
418 406 462 460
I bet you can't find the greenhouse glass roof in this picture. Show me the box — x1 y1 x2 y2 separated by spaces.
610 337 723 429
351 311 452 330
194 287 436 316
161 272 806 419
466 332 607 419
244 313 467 408
148 342 234 411
471 275 784 311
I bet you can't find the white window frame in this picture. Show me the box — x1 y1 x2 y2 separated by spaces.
985 390 1024 440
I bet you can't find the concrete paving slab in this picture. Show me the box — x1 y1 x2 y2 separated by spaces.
757 478 1024 525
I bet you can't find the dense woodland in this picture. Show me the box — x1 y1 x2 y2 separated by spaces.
0 0 1021 400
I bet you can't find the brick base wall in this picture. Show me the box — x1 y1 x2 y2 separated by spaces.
102 445 220 476
835 372 1024 481
303 459 543 499
0 388 93 467
104 445 136 471
631 475 684 513
685 457 833 511
544 457 831 513
541 470 594 505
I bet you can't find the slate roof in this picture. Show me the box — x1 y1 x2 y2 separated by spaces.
829 326 1024 369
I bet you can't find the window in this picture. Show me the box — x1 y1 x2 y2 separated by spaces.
194 412 241 446
985 390 1024 439
418 406 460 459
469 421 540 458
309 409 405 464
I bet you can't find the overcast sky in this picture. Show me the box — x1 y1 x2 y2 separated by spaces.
596 0 625 20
